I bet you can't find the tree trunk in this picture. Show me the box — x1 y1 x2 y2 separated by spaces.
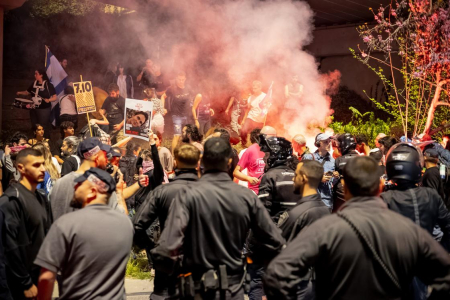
422 79 448 135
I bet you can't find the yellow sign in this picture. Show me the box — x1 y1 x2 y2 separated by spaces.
73 81 96 114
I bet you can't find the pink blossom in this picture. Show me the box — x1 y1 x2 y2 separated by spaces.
391 10 397 16
361 52 368 58
363 36 371 42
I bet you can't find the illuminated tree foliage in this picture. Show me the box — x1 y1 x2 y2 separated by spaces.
28 0 128 17
354 0 450 137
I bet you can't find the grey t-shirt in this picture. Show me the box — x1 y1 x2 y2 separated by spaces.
158 146 174 173
34 204 133 300
50 171 124 220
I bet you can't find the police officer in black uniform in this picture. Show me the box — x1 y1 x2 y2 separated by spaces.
249 135 297 300
258 135 299 220
152 138 285 300
380 143 450 240
333 133 359 211
264 156 450 300
133 144 201 300
380 142 450 299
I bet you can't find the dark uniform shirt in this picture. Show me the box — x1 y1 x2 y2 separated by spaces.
152 171 285 277
421 166 446 201
0 183 52 293
277 193 330 242
333 150 360 211
264 196 450 300
133 169 199 250
381 185 450 236
133 169 199 297
258 164 297 218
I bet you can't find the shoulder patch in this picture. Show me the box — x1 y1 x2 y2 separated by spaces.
277 211 289 228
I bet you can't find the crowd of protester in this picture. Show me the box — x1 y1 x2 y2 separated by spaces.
3 58 450 300
0 112 449 300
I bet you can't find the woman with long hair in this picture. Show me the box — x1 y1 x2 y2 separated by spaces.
114 64 134 99
28 123 49 146
17 69 57 139
33 143 60 194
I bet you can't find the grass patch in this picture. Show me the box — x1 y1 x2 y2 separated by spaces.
126 251 152 280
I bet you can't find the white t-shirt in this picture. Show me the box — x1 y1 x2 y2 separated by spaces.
59 94 77 115
117 75 128 98
52 157 61 174
247 92 266 124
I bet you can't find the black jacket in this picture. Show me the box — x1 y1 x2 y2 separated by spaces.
277 193 330 243
133 169 199 250
333 150 360 211
0 183 52 292
0 211 12 299
381 185 450 237
152 171 285 277
264 196 450 300
134 144 165 211
258 163 297 218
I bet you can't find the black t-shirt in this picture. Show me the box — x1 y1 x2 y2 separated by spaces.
101 96 125 131
51 139 64 157
141 70 153 88
421 166 445 200
150 73 169 93
61 156 79 177
27 80 56 109
165 85 193 117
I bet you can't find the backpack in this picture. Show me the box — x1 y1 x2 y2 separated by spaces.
119 155 138 188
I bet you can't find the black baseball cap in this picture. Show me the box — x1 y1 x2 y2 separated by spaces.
424 148 439 159
77 137 110 159
74 168 116 194
102 145 121 157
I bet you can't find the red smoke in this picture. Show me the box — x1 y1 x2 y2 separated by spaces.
128 0 339 138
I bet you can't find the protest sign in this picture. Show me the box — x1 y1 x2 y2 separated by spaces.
124 98 153 141
73 81 96 114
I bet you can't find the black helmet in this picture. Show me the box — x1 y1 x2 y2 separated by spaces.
385 143 424 183
258 134 292 168
336 133 356 155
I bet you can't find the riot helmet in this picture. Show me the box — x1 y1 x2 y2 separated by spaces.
258 134 293 168
336 133 356 155
385 143 424 183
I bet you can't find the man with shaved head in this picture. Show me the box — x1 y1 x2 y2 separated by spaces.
292 134 312 159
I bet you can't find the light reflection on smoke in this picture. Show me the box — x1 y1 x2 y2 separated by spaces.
126 0 339 139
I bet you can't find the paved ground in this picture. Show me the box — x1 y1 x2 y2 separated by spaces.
52 278 153 299
125 278 154 300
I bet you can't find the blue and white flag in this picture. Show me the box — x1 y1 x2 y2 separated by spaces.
45 47 68 126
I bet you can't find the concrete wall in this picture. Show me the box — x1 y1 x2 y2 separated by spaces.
307 25 400 104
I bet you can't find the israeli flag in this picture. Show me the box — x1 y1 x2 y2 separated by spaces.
45 47 68 126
